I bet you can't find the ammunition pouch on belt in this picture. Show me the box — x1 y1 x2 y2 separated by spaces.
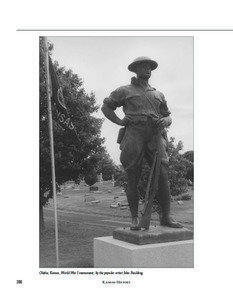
117 127 126 144
116 115 166 144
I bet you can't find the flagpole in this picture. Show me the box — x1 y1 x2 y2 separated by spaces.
43 36 59 268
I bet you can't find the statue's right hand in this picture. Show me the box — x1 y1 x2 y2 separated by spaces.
120 116 133 126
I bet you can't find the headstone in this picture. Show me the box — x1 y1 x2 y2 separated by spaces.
90 186 98 192
110 203 120 208
84 195 96 202
111 175 115 186
98 173 103 183
91 199 100 204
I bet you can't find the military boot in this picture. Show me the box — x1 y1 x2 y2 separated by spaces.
158 165 183 228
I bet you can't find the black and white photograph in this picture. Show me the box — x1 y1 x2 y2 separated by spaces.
39 36 194 268
4 2 233 297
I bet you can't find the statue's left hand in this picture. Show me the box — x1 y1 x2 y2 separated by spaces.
157 116 172 128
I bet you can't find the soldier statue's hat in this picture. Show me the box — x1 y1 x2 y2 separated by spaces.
128 56 158 72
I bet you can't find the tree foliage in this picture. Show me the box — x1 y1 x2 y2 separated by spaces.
95 151 118 181
166 137 192 196
182 150 194 182
183 150 194 163
84 169 98 186
40 38 106 206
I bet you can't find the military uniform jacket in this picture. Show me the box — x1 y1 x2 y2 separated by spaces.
103 77 171 122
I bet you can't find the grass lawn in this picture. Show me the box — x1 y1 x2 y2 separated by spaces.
40 181 194 268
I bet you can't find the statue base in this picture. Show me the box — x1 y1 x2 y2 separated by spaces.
94 226 193 268
113 225 193 245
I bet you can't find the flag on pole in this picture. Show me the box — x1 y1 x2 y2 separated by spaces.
43 37 60 268
49 56 78 136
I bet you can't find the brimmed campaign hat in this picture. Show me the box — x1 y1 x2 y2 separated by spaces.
128 56 158 72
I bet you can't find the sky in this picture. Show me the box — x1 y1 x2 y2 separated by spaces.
48 36 193 164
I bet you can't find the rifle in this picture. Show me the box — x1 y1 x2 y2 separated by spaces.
138 132 162 230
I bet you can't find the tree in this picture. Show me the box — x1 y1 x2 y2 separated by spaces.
114 165 127 190
95 150 118 181
39 38 106 227
84 169 98 187
183 150 194 163
183 150 194 182
167 138 192 196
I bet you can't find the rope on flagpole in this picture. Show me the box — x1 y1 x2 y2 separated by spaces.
43 36 59 268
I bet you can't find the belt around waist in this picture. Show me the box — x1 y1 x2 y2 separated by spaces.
126 114 160 124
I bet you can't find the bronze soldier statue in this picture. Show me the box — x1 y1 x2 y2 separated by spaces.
101 57 182 230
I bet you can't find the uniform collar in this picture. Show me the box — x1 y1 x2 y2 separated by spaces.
131 77 155 91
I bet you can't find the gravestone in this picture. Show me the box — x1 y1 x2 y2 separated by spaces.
90 186 98 192
84 195 96 202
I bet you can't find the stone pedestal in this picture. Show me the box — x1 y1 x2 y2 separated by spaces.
94 226 194 268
